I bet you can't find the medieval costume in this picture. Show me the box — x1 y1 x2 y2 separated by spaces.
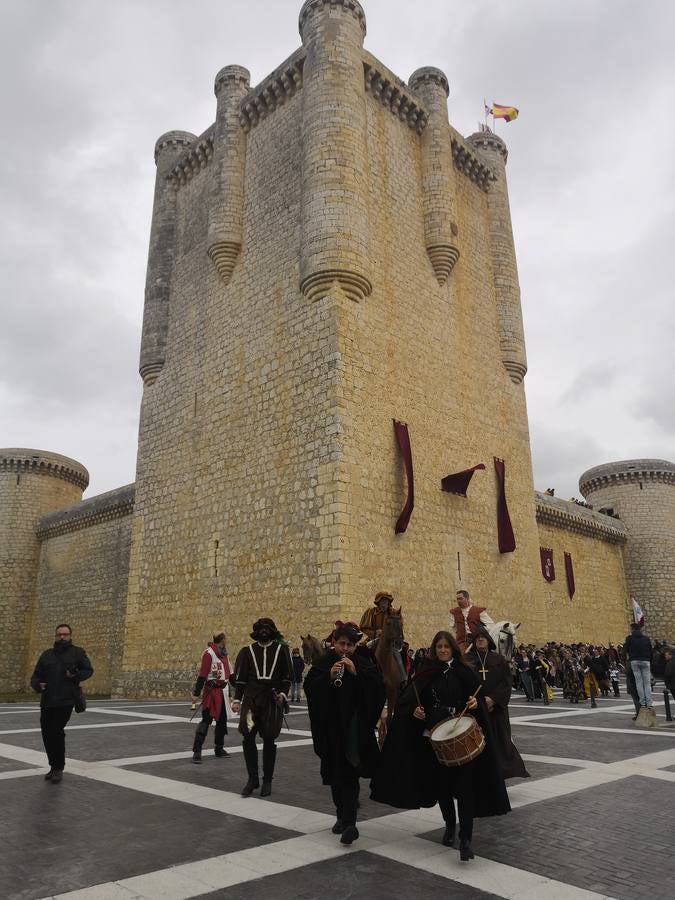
449 600 494 652
359 591 403 642
192 637 231 762
232 618 293 797
581 652 601 701
371 641 510 861
465 628 529 779
305 625 385 845
561 653 585 703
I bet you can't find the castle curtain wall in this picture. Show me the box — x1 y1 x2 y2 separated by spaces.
30 487 133 695
535 523 629 644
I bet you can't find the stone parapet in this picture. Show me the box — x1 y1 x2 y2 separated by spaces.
363 55 428 134
0 449 89 491
535 491 627 544
580 459 675 496
37 483 135 541
239 50 305 133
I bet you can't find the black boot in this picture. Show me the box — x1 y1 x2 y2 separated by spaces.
261 741 276 797
214 746 229 758
193 721 209 764
241 739 259 796
459 819 474 860
442 824 456 847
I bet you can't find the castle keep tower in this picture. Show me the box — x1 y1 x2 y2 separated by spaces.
119 0 543 695
580 459 675 640
0 449 88 692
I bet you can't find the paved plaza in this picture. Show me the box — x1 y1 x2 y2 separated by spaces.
1 687 674 900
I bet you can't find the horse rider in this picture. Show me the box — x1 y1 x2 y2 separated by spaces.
450 589 494 653
360 591 404 645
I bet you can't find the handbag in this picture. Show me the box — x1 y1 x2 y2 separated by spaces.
74 686 87 714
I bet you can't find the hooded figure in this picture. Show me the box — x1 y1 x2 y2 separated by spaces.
231 617 293 797
465 627 529 779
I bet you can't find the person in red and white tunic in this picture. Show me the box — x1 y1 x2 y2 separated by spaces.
191 631 232 763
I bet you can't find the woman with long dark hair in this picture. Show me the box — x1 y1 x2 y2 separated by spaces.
371 630 510 861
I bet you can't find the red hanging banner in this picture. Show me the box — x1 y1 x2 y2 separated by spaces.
393 419 414 534
540 547 555 582
441 463 486 496
493 457 516 553
564 551 575 598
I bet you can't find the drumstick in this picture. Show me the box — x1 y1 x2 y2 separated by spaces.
448 684 482 733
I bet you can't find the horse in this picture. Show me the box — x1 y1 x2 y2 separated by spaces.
488 620 520 662
300 634 323 665
373 607 407 744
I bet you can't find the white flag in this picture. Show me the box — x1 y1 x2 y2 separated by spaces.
631 597 644 626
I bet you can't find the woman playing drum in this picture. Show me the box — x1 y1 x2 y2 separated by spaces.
371 631 510 861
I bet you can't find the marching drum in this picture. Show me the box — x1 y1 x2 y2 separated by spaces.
429 715 485 767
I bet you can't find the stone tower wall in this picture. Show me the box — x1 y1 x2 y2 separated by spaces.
580 460 675 640
0 449 88 693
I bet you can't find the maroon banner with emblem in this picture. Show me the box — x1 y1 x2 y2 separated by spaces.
441 463 486 496
393 419 414 534
540 547 555 582
493 457 516 553
564 551 575 598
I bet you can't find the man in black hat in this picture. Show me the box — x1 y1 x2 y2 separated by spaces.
465 627 529 779
231 618 292 797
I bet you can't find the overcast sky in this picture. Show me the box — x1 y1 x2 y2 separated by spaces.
1 0 673 500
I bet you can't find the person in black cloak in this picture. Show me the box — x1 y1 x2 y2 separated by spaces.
465 627 529 780
304 622 385 846
370 630 510 861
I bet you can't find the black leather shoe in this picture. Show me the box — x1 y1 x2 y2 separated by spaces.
241 778 260 797
192 751 202 764
340 825 359 845
260 780 272 797
44 769 54 781
50 770 63 784
214 748 229 758
459 839 474 861
332 819 344 834
442 825 455 847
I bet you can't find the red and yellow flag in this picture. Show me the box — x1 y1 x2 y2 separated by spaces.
487 102 519 122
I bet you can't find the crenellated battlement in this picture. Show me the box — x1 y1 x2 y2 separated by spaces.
580 459 675 495
0 449 89 491
299 0 366 39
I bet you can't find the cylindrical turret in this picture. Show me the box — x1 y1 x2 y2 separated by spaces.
0 449 89 693
408 67 460 284
139 130 196 386
298 0 372 303
580 459 675 640
207 65 250 282
467 130 527 384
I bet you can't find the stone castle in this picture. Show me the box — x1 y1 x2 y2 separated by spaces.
2 0 673 697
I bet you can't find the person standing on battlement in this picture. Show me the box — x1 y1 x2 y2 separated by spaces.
450 590 494 652
30 624 93 783
191 631 231 763
231 618 292 798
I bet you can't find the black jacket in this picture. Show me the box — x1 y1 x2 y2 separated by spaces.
30 645 93 708
624 632 653 662
664 658 675 693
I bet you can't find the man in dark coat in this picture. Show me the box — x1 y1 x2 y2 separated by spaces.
465 628 529 779
304 622 385 846
664 647 675 703
30 623 93 782
231 618 293 797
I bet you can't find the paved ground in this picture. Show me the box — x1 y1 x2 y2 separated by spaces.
1 686 674 900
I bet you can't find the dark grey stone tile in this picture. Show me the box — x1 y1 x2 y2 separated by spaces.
1 773 296 900
0 756 37 772
509 723 675 761
128 744 387 822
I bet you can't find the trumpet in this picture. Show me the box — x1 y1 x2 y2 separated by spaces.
333 654 345 687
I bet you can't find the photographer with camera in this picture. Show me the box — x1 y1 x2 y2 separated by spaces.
30 623 93 782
